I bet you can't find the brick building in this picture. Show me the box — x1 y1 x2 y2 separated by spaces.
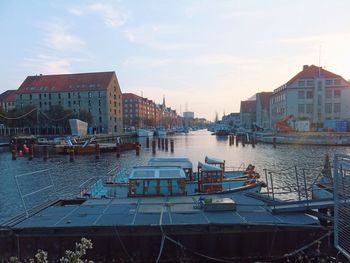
16 71 123 134
0 90 16 112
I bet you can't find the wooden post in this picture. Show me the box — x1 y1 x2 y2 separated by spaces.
252 138 255 148
152 140 156 155
116 143 121 158
273 137 276 148
161 138 165 150
29 144 34 161
242 138 245 147
146 137 150 148
170 139 174 153
158 137 161 149
69 147 75 162
165 138 168 151
95 143 100 159
136 143 140 156
235 136 238 147
11 144 17 160
43 145 49 161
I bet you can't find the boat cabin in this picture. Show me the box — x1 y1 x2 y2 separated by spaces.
197 162 224 193
128 166 187 197
205 156 225 173
148 157 194 180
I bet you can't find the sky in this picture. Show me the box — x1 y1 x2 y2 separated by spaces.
1 0 350 120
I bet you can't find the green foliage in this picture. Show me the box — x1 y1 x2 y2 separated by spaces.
78 110 93 125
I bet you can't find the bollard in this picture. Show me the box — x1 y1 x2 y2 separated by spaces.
43 145 49 161
235 136 238 147
158 138 161 149
252 138 255 148
242 139 245 147
69 147 75 162
11 144 17 160
152 140 156 155
161 138 165 150
146 137 150 148
29 144 34 161
95 144 100 159
116 143 121 158
273 137 276 148
165 138 168 151
136 143 140 156
170 139 174 153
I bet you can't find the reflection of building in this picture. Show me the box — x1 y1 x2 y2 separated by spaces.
16 71 123 134
240 100 256 129
0 90 16 112
183 111 194 119
256 92 272 130
270 65 350 129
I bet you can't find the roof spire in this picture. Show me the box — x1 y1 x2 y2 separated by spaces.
162 95 165 107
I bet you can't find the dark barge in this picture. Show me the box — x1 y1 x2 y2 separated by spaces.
0 192 330 262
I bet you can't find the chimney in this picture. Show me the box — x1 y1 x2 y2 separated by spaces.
303 65 309 71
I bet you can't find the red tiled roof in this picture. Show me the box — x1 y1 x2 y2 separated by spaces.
256 92 273 110
122 93 142 100
17 71 116 94
240 100 256 113
0 90 16 102
286 65 342 85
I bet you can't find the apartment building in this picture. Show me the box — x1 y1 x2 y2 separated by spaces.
0 90 16 112
240 100 256 129
16 71 123 134
270 65 350 129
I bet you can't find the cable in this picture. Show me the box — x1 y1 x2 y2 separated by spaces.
113 225 133 262
0 108 37 120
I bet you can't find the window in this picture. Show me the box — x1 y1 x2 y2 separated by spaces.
298 91 305 99
298 104 305 114
68 93 71 99
99 100 101 106
326 79 332 85
98 91 101 98
49 94 51 100
44 93 47 98
334 90 341 98
317 95 322 106
306 90 313 99
88 92 92 98
298 80 305 87
306 104 313 114
334 79 341 85
306 80 314 86
325 103 332 114
29 94 32 100
68 101 71 107
334 103 341 113
39 101 42 108
99 116 102 123
39 94 42 100
326 90 332 99
58 93 61 99
317 81 322 91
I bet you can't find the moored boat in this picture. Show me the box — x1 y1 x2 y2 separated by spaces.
137 128 154 137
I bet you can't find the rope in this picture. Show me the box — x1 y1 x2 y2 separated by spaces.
38 110 74 122
113 225 133 261
0 108 37 120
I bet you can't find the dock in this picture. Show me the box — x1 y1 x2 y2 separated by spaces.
0 192 330 262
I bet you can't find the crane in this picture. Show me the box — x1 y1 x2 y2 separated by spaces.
274 115 295 132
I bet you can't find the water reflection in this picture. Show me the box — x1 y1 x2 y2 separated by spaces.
0 129 348 222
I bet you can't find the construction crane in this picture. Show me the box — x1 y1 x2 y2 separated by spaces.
274 115 295 132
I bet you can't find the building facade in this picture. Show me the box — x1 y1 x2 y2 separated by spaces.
222 113 240 128
270 65 350 129
240 100 256 129
256 92 273 130
16 71 123 134
0 90 16 112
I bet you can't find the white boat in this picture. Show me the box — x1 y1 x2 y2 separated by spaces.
155 127 167 137
137 128 154 137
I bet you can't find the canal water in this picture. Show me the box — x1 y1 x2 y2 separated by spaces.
0 129 349 223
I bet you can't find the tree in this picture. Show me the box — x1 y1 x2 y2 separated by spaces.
78 110 93 125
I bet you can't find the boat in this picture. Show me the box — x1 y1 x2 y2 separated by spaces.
137 128 154 137
154 127 167 137
84 156 263 199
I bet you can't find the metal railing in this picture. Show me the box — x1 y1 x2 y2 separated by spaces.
333 154 350 260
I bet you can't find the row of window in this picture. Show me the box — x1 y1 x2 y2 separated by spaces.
298 89 341 99
298 103 341 114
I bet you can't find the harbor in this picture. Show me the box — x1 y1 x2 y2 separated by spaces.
0 130 349 261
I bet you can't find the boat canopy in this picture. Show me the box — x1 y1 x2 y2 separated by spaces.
205 156 225 165
129 166 186 180
198 162 223 172
148 157 193 170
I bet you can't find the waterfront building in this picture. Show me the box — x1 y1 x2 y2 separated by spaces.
255 92 273 130
0 90 16 112
240 100 256 129
122 93 178 129
222 113 240 129
270 65 350 130
183 111 194 119
16 71 123 134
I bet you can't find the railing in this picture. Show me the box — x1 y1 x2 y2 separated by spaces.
14 168 57 217
333 154 350 260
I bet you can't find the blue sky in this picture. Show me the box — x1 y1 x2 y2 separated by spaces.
1 0 350 120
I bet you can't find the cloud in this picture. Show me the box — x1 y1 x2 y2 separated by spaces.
68 2 127 29
45 29 84 51
124 25 197 50
125 57 175 67
20 54 73 74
